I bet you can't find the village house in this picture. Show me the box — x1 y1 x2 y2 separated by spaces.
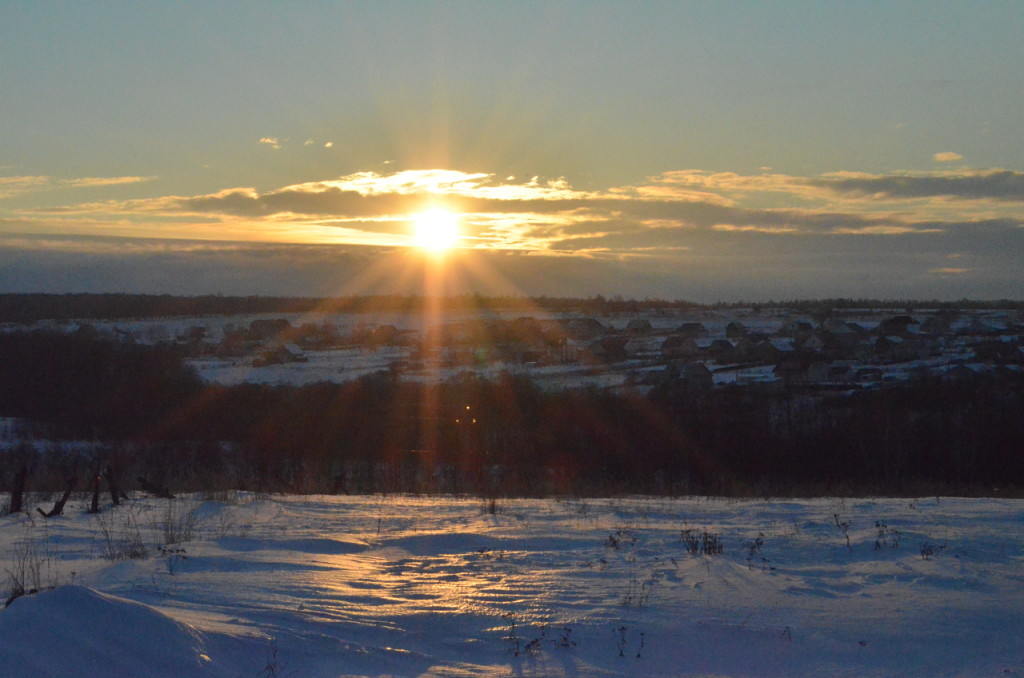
590 335 631 363
253 342 308 367
625 318 653 334
751 338 793 363
669 362 715 390
774 358 831 387
676 322 709 339
820 318 852 334
706 338 736 360
956 317 1005 337
661 335 701 360
216 330 249 358
370 324 401 345
876 315 920 337
920 313 954 336
565 318 606 340
873 335 929 362
797 333 826 353
781 319 816 339
248 318 294 342
725 321 748 339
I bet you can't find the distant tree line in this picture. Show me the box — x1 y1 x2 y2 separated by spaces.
716 297 1024 312
1 331 1022 498
5 292 1019 324
0 294 321 323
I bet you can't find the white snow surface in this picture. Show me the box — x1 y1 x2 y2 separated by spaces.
1 493 1022 676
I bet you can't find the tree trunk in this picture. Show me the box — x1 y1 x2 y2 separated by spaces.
88 468 101 514
8 464 28 515
38 477 76 518
105 465 123 506
137 476 175 499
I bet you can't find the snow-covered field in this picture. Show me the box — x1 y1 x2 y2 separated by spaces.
2 493 1022 677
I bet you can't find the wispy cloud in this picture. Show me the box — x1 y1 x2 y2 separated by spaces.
933 152 964 163
0 176 50 199
830 225 944 236
9 167 1024 268
637 167 1024 205
812 169 1024 202
0 175 154 200
712 224 800 234
258 137 281 149
64 176 155 188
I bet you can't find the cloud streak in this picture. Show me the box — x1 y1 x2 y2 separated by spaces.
5 166 1022 299
812 169 1024 202
933 152 964 163
0 175 154 200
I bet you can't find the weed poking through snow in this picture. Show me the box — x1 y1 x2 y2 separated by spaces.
681 529 723 556
160 500 197 545
874 521 901 550
614 626 645 659
605 528 638 550
95 507 148 561
833 514 852 551
4 533 57 607
158 545 187 575
622 553 654 607
255 637 296 678
920 541 946 560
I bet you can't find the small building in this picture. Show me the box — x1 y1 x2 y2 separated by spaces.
595 335 631 363
874 335 926 362
662 361 715 391
676 322 709 339
798 333 826 352
751 339 784 363
565 318 606 340
725 321 748 339
774 358 830 387
253 342 308 367
877 315 919 337
707 339 736 357
661 335 700 359
370 324 400 345
957 318 1004 337
248 318 294 341
821 318 852 334
781 320 815 338
625 318 653 335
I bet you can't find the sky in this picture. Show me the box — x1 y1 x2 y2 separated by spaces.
2 1 1023 302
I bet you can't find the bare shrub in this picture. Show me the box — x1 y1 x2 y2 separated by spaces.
874 520 902 550
95 507 149 561
681 529 723 556
160 500 198 545
4 533 56 607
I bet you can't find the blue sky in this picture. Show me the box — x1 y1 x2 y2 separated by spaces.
2 2 1023 301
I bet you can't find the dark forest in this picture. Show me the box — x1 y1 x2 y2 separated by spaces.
1 330 1021 499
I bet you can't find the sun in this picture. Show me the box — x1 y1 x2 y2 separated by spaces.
412 209 461 251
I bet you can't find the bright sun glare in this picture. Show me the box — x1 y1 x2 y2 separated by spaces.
412 209 461 252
